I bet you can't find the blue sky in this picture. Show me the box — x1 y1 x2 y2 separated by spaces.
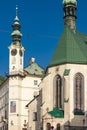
0 0 87 76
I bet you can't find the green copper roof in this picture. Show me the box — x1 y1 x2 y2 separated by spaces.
0 76 6 85
24 62 44 76
49 25 87 67
48 108 64 118
11 6 22 46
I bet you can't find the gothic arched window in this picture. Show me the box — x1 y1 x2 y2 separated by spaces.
46 123 51 130
53 75 62 109
74 73 84 114
56 123 60 130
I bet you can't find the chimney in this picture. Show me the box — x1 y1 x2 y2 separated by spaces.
30 57 35 64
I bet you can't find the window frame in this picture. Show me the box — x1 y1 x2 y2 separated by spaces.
74 73 84 114
53 75 62 109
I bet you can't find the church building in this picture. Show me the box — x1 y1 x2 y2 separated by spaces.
27 0 87 130
0 0 87 130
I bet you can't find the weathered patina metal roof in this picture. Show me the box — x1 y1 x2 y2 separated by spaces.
10 6 22 46
0 76 6 85
49 25 87 67
24 62 44 76
48 108 64 118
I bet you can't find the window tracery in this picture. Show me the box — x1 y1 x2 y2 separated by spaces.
53 75 62 109
74 73 84 114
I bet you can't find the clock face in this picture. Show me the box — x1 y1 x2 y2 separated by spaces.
19 50 22 57
11 49 17 56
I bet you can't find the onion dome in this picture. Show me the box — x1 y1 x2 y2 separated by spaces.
11 6 22 46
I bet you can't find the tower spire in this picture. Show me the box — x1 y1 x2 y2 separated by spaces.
8 6 25 75
16 5 18 17
63 0 77 31
11 5 22 46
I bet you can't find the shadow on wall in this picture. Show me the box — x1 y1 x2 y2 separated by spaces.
34 89 43 130
64 111 87 130
31 87 87 130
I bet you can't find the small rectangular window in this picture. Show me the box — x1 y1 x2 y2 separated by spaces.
33 112 37 121
10 101 16 113
34 80 38 85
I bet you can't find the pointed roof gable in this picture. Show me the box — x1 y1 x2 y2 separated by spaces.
49 25 87 67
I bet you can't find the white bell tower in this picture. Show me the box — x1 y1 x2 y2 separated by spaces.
8 6 26 130
8 6 25 76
